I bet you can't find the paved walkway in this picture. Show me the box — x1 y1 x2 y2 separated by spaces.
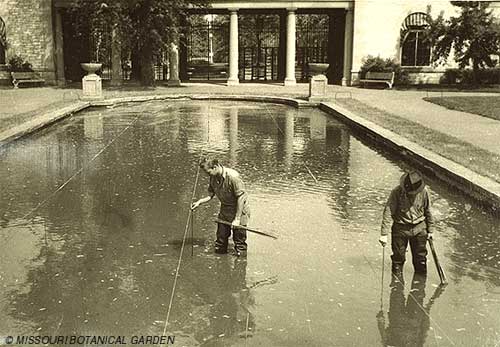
347 88 500 156
1 83 499 157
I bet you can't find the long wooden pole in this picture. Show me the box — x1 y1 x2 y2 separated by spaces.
428 239 447 285
214 219 278 239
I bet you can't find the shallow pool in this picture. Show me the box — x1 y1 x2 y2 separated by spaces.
1 100 499 346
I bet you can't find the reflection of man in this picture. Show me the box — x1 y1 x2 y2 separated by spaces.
379 172 435 279
204 257 255 346
191 157 250 256
377 273 431 347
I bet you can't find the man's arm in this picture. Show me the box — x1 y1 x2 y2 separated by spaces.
233 192 247 225
379 189 398 246
191 194 214 210
423 189 435 237
230 173 247 226
381 189 397 236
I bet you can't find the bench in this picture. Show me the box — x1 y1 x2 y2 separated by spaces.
11 71 45 88
360 71 394 89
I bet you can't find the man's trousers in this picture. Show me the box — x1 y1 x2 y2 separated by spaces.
391 222 428 274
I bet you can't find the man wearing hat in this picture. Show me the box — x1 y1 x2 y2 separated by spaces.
379 171 435 277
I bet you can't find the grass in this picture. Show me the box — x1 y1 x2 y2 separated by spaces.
423 96 500 121
0 99 76 133
335 98 500 183
395 84 500 93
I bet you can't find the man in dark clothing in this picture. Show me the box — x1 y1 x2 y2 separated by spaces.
379 171 435 276
191 157 250 256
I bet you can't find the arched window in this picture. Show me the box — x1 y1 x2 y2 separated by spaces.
0 16 6 64
400 12 431 67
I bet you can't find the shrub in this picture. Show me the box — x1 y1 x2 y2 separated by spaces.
360 55 409 85
8 55 33 72
440 68 500 85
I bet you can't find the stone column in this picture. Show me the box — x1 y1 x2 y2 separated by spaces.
54 9 66 86
342 9 354 86
168 42 181 86
110 27 122 86
284 8 296 86
227 9 239 86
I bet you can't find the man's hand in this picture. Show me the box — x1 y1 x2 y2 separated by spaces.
379 235 388 247
191 200 201 210
427 232 433 240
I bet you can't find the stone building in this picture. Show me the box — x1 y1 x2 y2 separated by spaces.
0 0 498 86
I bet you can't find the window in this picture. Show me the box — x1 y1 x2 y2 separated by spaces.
400 13 431 67
0 16 5 64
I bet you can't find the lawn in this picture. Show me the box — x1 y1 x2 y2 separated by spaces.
335 98 500 183
423 96 500 121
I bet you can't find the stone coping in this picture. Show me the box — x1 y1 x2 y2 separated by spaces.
90 94 315 108
320 101 500 211
0 102 90 149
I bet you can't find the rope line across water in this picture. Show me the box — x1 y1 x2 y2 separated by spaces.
160 89 214 344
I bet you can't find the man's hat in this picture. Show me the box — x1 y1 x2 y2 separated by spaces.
403 171 425 195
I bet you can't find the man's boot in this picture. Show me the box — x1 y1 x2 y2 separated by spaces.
391 263 404 284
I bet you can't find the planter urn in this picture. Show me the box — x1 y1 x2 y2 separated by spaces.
307 63 329 77
81 63 103 100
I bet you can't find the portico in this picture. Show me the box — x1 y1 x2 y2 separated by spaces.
196 0 354 86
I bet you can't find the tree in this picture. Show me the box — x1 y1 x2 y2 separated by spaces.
70 0 208 86
427 1 500 84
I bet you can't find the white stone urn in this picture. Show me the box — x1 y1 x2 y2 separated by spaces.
80 63 102 75
307 63 329 77
80 63 103 100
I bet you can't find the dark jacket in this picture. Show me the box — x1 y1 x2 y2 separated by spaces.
381 173 434 236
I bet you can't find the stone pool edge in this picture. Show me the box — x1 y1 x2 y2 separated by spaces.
90 94 315 108
0 102 90 148
320 101 500 211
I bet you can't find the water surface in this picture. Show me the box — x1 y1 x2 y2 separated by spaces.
1 100 500 346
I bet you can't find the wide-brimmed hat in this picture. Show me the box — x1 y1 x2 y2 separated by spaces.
402 171 425 195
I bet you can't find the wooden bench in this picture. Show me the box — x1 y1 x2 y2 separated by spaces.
360 71 395 89
11 71 45 88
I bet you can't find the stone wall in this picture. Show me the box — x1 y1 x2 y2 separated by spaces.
407 70 445 85
351 0 457 84
0 0 56 83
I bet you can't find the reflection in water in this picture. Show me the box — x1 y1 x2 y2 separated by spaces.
201 258 254 346
0 101 500 345
377 274 445 347
83 113 104 140
310 114 326 141
228 107 238 167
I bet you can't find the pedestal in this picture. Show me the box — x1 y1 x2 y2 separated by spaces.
82 73 103 100
308 74 328 102
81 63 103 100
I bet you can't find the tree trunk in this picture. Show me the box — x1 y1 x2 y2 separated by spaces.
472 60 479 86
139 39 155 86
130 45 141 81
